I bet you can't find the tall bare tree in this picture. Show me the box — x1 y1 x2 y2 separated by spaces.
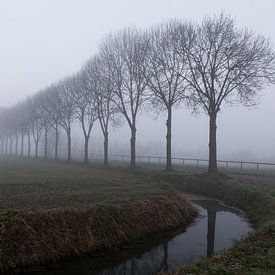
100 28 149 167
8 107 20 156
36 91 52 160
25 102 32 158
18 104 28 157
28 96 44 158
44 85 61 160
83 55 119 166
11 102 28 157
55 77 76 161
179 14 275 173
72 73 98 163
145 21 191 170
0 108 5 155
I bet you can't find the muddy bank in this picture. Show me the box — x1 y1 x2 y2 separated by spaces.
0 194 197 273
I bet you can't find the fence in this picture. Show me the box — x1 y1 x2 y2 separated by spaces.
90 153 275 175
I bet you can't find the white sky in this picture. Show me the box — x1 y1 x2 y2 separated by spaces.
0 0 275 161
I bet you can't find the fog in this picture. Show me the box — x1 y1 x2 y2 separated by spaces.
1 0 275 162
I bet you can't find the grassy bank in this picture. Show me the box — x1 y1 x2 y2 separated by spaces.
155 172 275 274
0 157 198 273
0 195 197 273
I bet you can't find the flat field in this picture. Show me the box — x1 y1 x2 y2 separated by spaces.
0 157 169 212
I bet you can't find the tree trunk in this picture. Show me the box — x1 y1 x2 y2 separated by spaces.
166 106 172 171
44 128 48 159
55 127 59 161
27 132 31 157
15 133 18 156
67 129 72 162
9 136 12 155
1 138 3 155
130 125 136 168
84 135 89 163
5 137 8 155
21 132 24 156
208 111 218 173
35 141 39 158
103 132 109 166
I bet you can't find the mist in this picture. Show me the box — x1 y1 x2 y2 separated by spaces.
1 2 275 274
1 0 275 163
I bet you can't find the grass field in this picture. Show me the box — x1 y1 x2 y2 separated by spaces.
0 157 199 272
1 156 275 274
0 157 169 212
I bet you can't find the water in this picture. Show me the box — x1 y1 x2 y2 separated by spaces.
33 194 252 275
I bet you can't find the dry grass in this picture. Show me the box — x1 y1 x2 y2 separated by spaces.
0 195 197 273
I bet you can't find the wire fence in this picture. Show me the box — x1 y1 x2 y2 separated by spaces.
90 153 275 175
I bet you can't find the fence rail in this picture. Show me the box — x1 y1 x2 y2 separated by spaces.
90 153 275 174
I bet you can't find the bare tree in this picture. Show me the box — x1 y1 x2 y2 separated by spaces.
25 102 32 158
83 55 119 166
4 108 17 156
0 128 3 155
0 135 3 155
44 85 61 160
99 28 149 167
14 126 19 156
0 108 5 155
55 77 76 162
145 21 190 170
18 105 28 157
12 102 28 157
35 91 52 159
1 110 10 156
72 73 98 163
28 96 44 158
179 14 275 173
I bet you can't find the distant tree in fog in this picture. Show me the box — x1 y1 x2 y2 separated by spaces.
12 109 20 156
7 107 19 156
145 21 192 171
83 55 119 166
0 108 6 155
16 103 28 156
44 85 61 160
28 96 44 158
24 101 33 157
178 14 275 173
36 91 52 160
99 28 149 167
55 77 76 162
72 72 98 163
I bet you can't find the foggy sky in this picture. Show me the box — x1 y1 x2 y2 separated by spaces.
1 0 275 161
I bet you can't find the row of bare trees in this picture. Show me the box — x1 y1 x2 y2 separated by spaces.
0 14 274 173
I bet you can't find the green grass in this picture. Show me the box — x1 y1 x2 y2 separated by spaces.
0 157 168 213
